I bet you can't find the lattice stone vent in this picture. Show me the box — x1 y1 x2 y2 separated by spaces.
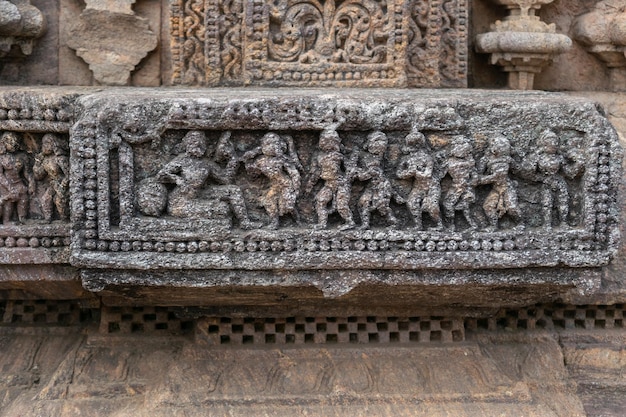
201 316 466 345
101 306 194 335
1 300 88 326
465 304 625 332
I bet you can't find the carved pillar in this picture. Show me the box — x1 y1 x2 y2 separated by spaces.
0 0 46 58
475 0 571 90
573 1 626 92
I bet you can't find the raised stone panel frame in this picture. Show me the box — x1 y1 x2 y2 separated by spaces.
70 91 621 281
0 92 76 264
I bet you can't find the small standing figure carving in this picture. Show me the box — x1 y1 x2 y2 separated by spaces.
33 134 69 222
396 131 443 231
519 129 585 229
441 135 478 231
157 130 258 229
305 128 355 230
352 131 397 229
477 135 523 232
244 132 302 229
0 132 32 224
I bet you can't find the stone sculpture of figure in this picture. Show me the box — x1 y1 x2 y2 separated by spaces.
0 132 32 224
32 133 69 222
304 128 355 230
477 135 523 232
352 131 397 229
396 131 443 230
243 132 302 229
441 135 478 231
157 130 258 229
518 129 585 229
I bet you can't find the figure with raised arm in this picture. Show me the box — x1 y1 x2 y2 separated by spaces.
33 133 69 222
157 130 258 229
441 135 478 231
244 132 302 229
305 128 355 230
396 130 443 230
353 131 397 229
477 135 523 231
0 132 32 224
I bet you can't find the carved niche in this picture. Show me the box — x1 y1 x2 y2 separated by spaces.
169 0 468 87
71 91 621 272
0 92 74 263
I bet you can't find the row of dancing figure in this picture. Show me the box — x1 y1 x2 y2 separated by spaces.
151 127 585 231
248 127 585 231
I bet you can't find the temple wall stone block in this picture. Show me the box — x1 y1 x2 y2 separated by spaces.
0 1 625 416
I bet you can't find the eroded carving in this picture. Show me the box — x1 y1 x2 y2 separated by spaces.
0 131 31 224
0 0 46 58
573 1 626 92
67 1 158 85
352 131 397 230
475 0 572 90
170 0 468 87
477 135 522 232
0 131 70 225
244 132 303 229
0 93 74 260
140 130 258 230
396 130 442 231
33 134 69 223
305 128 355 230
71 93 621 270
518 129 585 230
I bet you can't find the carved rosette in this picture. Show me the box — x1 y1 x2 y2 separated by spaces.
475 0 571 90
70 91 621 277
170 0 468 87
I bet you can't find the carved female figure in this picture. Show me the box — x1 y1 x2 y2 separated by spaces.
441 135 478 231
477 135 523 231
305 128 355 230
353 131 397 229
32 133 69 222
519 129 584 229
244 132 302 229
0 132 31 224
396 131 443 230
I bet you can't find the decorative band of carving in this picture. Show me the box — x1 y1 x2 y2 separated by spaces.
0 93 74 262
169 0 468 87
70 91 621 271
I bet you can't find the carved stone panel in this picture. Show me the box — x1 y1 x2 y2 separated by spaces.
169 0 468 87
0 91 76 264
70 90 621 276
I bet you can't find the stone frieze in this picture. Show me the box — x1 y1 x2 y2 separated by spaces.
0 91 76 264
70 90 621 272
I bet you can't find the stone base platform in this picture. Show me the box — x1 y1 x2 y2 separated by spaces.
1 301 624 416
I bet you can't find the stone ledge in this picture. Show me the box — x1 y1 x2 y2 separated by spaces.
0 88 621 305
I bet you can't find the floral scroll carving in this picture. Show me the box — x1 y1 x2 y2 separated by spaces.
170 0 468 87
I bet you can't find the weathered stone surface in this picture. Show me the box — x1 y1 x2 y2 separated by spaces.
572 0 626 92
475 0 572 90
66 2 158 85
70 90 621 284
169 0 468 88
0 324 589 417
0 0 46 57
0 89 79 265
